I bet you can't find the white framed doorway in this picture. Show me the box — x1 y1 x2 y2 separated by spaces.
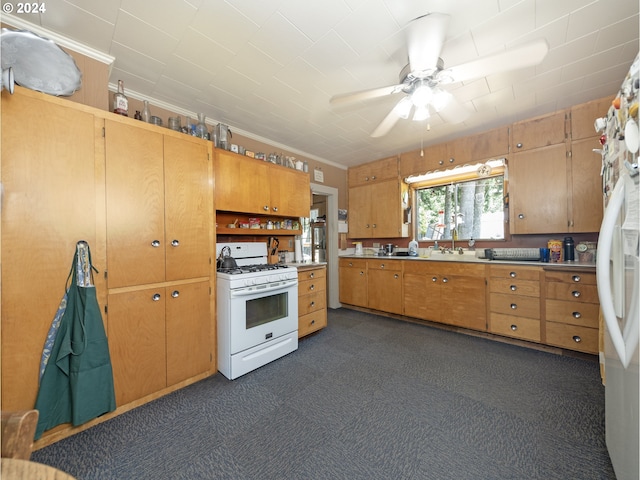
310 183 340 309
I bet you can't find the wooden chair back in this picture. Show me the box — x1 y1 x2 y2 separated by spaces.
1 410 39 460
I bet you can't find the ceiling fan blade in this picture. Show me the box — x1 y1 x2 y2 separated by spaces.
330 84 402 106
371 107 401 138
406 13 450 74
446 39 549 83
437 95 471 124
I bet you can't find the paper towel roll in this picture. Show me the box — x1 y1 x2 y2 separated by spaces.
294 238 302 262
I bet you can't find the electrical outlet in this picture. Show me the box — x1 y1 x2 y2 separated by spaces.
373 242 380 248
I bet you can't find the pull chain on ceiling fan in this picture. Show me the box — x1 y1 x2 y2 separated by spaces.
330 12 549 138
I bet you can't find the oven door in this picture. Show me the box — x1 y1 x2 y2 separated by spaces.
228 279 298 354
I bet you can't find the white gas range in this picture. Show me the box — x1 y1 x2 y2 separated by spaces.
216 242 298 380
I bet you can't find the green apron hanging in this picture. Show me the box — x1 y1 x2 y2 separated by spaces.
34 241 116 439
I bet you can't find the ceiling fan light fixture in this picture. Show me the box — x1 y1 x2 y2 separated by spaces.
413 105 430 121
393 96 413 119
411 82 433 107
432 88 452 112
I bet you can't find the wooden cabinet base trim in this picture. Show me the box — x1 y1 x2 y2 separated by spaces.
33 370 215 450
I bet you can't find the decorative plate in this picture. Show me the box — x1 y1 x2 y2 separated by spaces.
1 29 81 96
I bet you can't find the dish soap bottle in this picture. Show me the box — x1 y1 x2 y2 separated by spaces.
408 238 418 256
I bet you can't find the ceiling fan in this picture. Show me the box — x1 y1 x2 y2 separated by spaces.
330 13 549 137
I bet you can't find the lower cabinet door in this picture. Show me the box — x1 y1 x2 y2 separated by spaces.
166 281 212 386
108 287 167 406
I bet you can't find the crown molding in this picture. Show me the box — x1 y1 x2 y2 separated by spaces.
1 14 114 66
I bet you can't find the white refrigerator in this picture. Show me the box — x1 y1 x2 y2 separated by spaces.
596 54 640 480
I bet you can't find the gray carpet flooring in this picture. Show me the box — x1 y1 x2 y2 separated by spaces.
32 308 616 479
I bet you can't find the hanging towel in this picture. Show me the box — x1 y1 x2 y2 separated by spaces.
34 241 116 439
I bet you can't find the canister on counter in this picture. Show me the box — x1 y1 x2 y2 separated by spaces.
548 239 562 262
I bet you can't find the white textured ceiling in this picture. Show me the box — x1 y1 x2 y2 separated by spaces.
3 0 639 168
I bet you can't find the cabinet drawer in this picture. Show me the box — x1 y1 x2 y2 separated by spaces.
490 313 541 342
340 258 367 269
490 278 540 297
545 270 596 285
490 265 541 281
298 290 326 316
298 310 327 337
545 282 598 303
545 322 598 354
367 260 401 271
545 299 599 328
299 277 326 296
490 293 540 319
298 268 326 282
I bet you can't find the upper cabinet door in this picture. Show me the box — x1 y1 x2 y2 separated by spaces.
269 166 310 218
164 135 211 280
511 111 567 152
215 151 270 214
509 144 568 234
105 120 165 288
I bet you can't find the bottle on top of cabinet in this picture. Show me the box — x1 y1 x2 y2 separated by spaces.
113 80 129 116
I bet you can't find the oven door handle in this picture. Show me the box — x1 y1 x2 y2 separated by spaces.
230 279 298 297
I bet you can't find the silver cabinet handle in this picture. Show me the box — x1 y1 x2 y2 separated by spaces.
510 303 517 309
310 284 315 290
432 277 438 282
365 176 369 181
309 272 315 278
348 262 353 267
371 175 376 180
151 240 161 247
510 285 517 291
272 206 278 212
152 293 161 301
510 271 517 278
511 324 518 331
171 290 179 298
372 224 377 228
311 319 315 325
359 271 364 276
263 205 269 211
518 213 525 219
516 143 523 148
310 301 315 307
171 239 180 247
394 274 399 279
573 335 582 343
572 311 582 318
380 264 385 269
442 277 448 283
572 275 581 282
572 290 581 298
365 224 370 229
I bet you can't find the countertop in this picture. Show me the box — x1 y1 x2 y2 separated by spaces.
339 254 596 270
286 262 327 271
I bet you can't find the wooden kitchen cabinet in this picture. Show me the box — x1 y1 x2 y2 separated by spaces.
544 270 599 354
215 150 310 218
348 179 408 238
400 127 509 177
367 260 403 314
488 265 542 343
402 261 486 331
105 121 210 288
297 266 327 337
339 258 368 307
1 87 101 412
570 96 614 141
511 111 567 152
1 87 216 445
105 120 213 404
348 156 398 186
509 144 569 234
569 137 604 232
